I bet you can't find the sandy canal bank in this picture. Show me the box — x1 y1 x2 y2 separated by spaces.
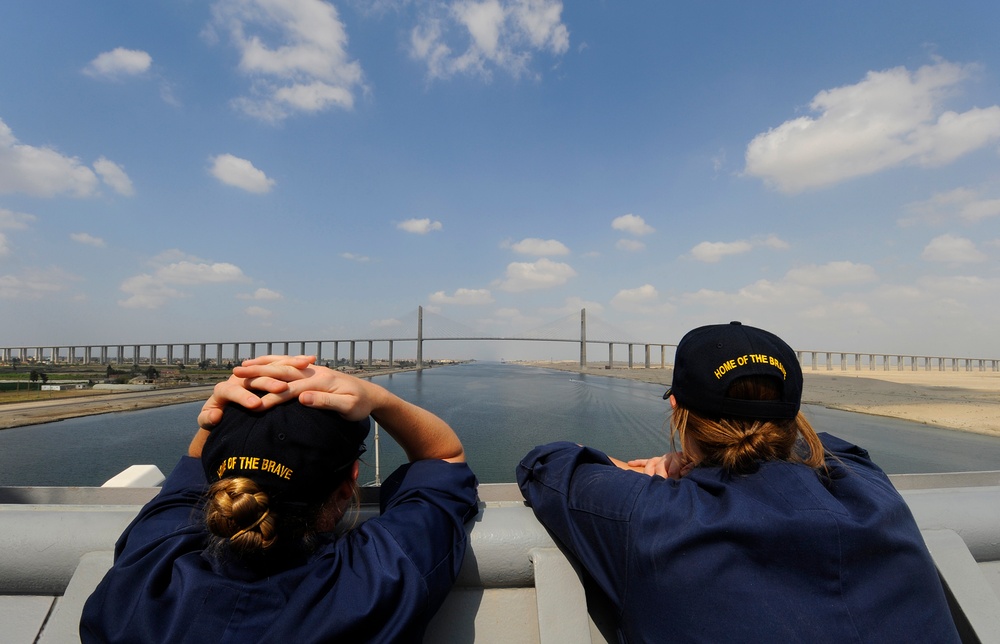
518 361 1000 438
0 367 425 430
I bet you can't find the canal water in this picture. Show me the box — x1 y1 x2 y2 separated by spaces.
2 362 1000 486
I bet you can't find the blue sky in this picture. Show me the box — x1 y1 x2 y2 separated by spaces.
2 1 1000 361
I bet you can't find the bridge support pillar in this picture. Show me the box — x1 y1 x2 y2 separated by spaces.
417 306 424 370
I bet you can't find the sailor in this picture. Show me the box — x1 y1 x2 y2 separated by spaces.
518 322 960 643
81 356 477 643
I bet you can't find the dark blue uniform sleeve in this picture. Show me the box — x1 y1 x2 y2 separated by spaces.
516 441 648 608
112 456 207 559
371 460 479 589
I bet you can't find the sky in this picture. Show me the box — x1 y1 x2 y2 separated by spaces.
2 1 1000 362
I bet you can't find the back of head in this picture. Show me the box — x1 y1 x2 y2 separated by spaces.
666 322 822 473
201 399 370 557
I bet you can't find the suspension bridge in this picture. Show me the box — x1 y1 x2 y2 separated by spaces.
2 307 998 372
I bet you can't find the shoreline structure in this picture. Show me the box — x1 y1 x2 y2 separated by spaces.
3 362 1000 439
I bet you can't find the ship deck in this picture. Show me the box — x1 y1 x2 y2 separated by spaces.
3 468 999 643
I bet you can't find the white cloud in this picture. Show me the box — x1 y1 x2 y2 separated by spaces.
70 232 106 248
157 261 246 285
341 252 371 262
901 187 1000 226
497 257 576 291
93 157 135 196
745 59 1000 193
428 287 494 304
507 237 569 256
611 284 657 306
245 305 272 318
397 218 443 234
0 209 31 255
680 262 877 322
211 0 364 121
409 0 569 81
83 48 152 79
119 253 250 309
371 317 402 328
238 287 283 300
0 208 35 229
0 267 80 299
784 261 877 286
0 118 102 197
690 240 751 263
761 234 790 250
611 213 654 236
689 234 790 263
615 239 645 252
610 284 672 315
921 233 987 263
209 153 275 193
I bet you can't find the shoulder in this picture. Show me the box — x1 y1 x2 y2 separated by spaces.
371 460 478 543
113 456 207 557
518 441 613 478
379 459 478 511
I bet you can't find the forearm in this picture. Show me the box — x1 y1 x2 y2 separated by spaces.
369 389 465 463
187 428 210 458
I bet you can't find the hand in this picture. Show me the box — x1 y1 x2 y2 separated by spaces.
627 452 695 479
196 355 318 430
233 361 389 422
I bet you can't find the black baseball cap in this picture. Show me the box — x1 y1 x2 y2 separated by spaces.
202 399 370 502
664 321 802 419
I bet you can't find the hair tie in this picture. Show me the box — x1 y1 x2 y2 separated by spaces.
230 509 270 542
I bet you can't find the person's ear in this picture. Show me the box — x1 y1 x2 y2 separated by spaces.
669 394 677 409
